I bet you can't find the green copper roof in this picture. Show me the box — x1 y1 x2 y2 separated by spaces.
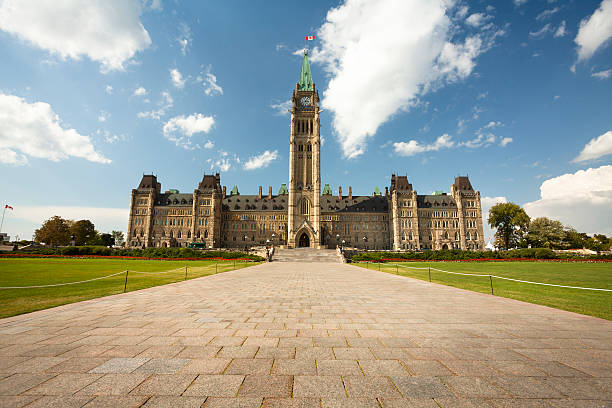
278 184 288 195
373 186 382 196
432 190 444 195
230 185 239 195
298 50 314 91
322 184 332 195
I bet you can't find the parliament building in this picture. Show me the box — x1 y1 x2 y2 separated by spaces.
127 51 485 251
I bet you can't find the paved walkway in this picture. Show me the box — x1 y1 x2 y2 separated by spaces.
0 262 610 407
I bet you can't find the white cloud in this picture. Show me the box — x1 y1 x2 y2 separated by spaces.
460 132 496 148
524 165 612 235
484 121 503 129
133 86 147 96
393 134 454 156
270 99 292 116
574 0 612 65
481 196 508 243
244 150 279 170
203 73 223 96
0 0 151 72
203 140 214 149
465 13 491 28
144 0 162 11
554 20 567 38
0 92 110 165
162 113 215 149
572 130 612 162
98 111 110 122
536 7 560 21
310 0 498 159
592 68 612 79
514 0 529 5
530 24 552 38
455 6 469 19
97 129 126 144
105 85 113 94
137 91 173 120
170 68 186 88
499 137 513 147
177 23 191 56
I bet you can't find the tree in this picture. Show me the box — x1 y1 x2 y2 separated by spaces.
69 220 97 245
34 216 71 246
564 228 588 249
111 231 125 246
99 233 114 247
488 203 530 250
525 217 565 249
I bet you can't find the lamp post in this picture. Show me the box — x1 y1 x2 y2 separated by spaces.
244 235 248 253
363 236 368 250
336 234 340 248
271 233 276 250
341 240 345 251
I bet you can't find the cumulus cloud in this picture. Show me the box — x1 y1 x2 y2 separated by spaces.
460 132 496 148
162 113 215 149
203 73 223 96
592 68 612 79
465 13 491 28
170 68 186 88
554 21 567 38
572 130 612 162
244 150 279 170
0 93 110 165
393 134 454 156
137 91 173 120
310 0 500 159
270 99 292 116
524 165 612 235
105 85 113 94
574 0 612 67
133 86 147 96
0 0 151 72
98 111 110 122
499 137 513 147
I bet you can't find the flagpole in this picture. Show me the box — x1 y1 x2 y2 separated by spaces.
0 206 5 234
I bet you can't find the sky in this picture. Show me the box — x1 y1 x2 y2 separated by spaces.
0 0 611 244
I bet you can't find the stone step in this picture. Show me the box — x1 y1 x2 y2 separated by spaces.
272 248 341 263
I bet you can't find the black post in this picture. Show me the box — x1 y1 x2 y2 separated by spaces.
378 262 381 271
216 262 218 274
184 266 187 281
396 265 398 274
428 267 431 282
234 259 236 269
123 270 129 293
489 275 494 295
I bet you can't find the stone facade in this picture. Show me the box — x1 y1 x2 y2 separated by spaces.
127 51 485 251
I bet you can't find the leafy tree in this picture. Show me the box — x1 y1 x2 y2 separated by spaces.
488 203 530 250
99 233 114 247
564 228 588 249
586 234 610 252
34 216 71 246
525 217 566 249
69 220 97 245
111 230 125 246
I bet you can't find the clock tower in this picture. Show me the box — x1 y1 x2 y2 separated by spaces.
287 49 321 248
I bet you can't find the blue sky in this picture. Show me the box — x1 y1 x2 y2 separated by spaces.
0 0 611 242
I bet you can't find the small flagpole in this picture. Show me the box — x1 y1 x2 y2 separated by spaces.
0 206 5 234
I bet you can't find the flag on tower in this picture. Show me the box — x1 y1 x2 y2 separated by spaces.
4 205 12 210
306 35 315 41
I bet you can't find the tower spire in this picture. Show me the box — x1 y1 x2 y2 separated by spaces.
297 49 313 91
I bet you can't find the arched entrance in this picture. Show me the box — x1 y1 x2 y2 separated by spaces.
442 244 449 250
298 233 310 247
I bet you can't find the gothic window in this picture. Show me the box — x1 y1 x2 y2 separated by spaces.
455 231 460 241
204 230 208 238
307 143 312 152
301 199 310 215
187 231 191 238
178 231 182 238
444 231 449 239
466 232 471 240
170 231 174 238
197 230 200 238
298 144 303 152
474 232 479 240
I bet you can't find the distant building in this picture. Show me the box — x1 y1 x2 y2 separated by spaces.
127 51 485 251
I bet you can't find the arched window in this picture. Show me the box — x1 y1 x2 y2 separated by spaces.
178 231 182 238
298 144 303 152
444 231 449 239
301 199 310 215
187 231 191 238
197 230 200 238
170 230 174 238
455 231 459 241
466 232 471 240
307 143 312 152
474 232 478 240
204 230 208 238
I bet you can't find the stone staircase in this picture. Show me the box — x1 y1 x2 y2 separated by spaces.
272 247 342 263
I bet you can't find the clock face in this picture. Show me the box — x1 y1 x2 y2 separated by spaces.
300 96 311 107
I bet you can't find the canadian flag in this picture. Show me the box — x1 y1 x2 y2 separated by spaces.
306 35 315 41
4 205 12 210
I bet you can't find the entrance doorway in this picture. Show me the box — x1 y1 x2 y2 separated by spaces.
298 233 310 247
442 244 449 250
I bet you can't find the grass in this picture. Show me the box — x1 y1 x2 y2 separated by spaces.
358 261 612 320
0 258 260 318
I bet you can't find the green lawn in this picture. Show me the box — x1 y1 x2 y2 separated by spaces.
0 258 260 318
358 261 612 320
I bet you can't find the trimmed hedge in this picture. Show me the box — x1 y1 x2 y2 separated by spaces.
4 246 264 261
350 248 612 262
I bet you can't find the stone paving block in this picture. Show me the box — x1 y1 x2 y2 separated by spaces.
391 376 455 399
134 358 189 374
544 377 611 400
182 374 244 397
434 397 497 407
243 337 279 347
178 358 230 374
440 359 500 376
313 337 347 348
486 361 547 376
20 344 76 357
293 375 346 398
262 397 321 407
76 373 149 395
370 347 412 360
225 359 273 375
488 399 555 407
238 375 293 398
441 377 509 398
105 336 150 346
204 397 263 407
255 347 295 359
346 338 383 348
22 395 95 407
130 374 197 396
0 356 29 372
272 358 316 375
343 376 402 398
359 360 410 376
530 361 592 377
136 345 185 358
0 373 56 395
561 360 612 377
98 345 149 358
317 360 363 376
549 399 612 407
141 395 207 407
488 376 566 398
0 395 40 408
23 373 102 395
401 359 454 376
295 347 334 360
210 336 246 347
83 395 149 407
58 345 115 358
4 357 68 373
217 346 259 359
379 398 440 407
90 357 150 374
333 347 375 360
279 338 314 348
321 397 380 407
